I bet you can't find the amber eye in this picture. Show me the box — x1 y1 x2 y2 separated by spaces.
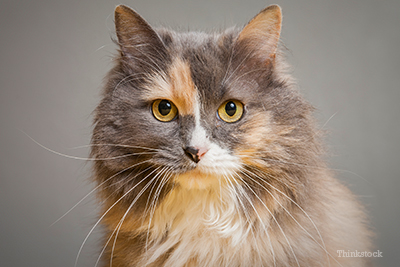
152 99 178 122
217 100 244 123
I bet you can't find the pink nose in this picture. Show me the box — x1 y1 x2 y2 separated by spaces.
184 146 208 163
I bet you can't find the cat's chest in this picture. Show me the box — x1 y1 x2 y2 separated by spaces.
137 186 255 266
150 186 244 239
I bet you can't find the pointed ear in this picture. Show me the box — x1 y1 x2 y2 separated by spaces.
114 5 168 71
236 5 282 62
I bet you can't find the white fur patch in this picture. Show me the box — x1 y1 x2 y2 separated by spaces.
182 94 241 188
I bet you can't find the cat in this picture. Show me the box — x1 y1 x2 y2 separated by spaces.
90 4 372 267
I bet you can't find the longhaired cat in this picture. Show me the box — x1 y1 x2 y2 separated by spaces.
90 4 372 266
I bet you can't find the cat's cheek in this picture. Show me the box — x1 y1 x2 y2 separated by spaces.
232 113 272 161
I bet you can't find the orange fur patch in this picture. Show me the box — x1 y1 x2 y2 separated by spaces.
234 112 272 167
173 169 238 190
235 112 295 168
144 58 197 115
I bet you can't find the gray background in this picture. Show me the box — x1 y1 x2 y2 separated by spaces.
1 0 398 266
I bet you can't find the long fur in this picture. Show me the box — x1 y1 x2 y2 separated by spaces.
90 5 372 267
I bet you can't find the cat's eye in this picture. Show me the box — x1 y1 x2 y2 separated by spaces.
217 100 244 123
152 99 178 122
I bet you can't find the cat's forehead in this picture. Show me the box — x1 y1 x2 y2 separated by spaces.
162 31 233 74
160 30 232 54
142 30 236 116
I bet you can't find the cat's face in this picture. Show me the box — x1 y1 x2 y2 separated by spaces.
92 5 315 198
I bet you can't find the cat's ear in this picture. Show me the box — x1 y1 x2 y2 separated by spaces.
236 5 282 63
114 5 168 71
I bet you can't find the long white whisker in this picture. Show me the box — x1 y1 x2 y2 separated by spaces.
241 167 342 267
94 166 154 214
308 111 338 141
111 73 150 98
221 43 235 85
120 52 163 74
239 168 340 266
93 165 154 267
235 170 300 267
109 167 167 267
51 159 152 227
239 151 369 183
145 169 173 252
222 49 254 85
227 68 267 86
69 143 162 152
74 166 162 267
24 132 153 161
94 172 144 267
142 167 166 220
225 172 269 266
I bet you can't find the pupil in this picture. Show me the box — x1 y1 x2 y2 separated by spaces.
225 101 237 116
158 100 171 116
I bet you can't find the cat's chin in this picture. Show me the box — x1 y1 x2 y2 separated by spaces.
173 168 234 190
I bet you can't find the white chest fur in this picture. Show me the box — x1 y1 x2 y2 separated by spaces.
139 185 268 267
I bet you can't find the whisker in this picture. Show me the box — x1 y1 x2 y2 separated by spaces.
227 67 268 86
239 151 369 183
229 172 277 266
92 44 112 54
145 168 173 252
142 167 167 220
95 165 154 214
119 50 164 74
225 172 270 266
94 168 161 267
69 143 162 152
142 164 175 218
240 167 334 266
50 159 152 227
235 170 300 267
112 73 149 97
222 49 254 85
74 166 162 267
310 111 338 140
246 167 346 266
24 132 154 161
109 167 167 267
221 43 235 85
93 165 154 267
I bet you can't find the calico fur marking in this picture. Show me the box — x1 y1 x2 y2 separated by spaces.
144 58 197 116
88 4 373 267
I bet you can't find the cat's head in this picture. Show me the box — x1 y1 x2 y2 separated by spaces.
92 5 320 206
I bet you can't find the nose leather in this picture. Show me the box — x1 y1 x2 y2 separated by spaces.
184 146 200 163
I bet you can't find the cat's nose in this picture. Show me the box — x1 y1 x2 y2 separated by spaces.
183 146 208 163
